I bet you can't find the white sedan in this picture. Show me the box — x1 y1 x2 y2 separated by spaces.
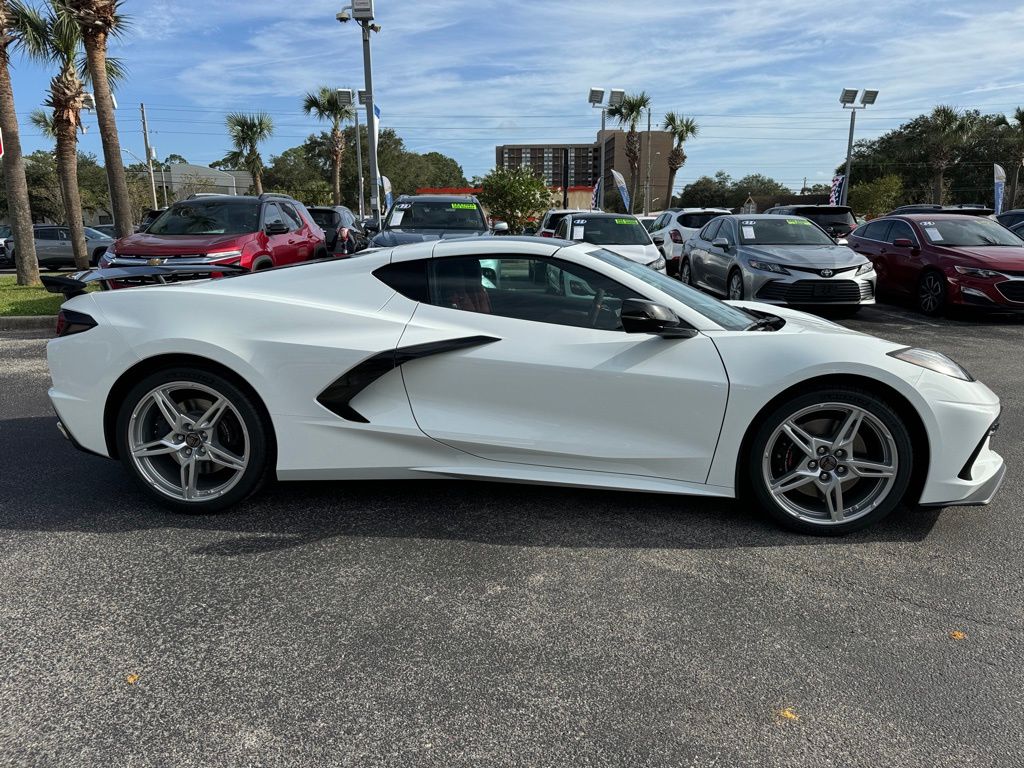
46 238 1004 534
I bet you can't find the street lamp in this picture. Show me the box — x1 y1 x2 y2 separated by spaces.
839 88 879 206
337 87 366 218
338 2 383 227
589 87 624 210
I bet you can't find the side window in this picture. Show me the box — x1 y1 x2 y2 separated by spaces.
373 259 431 303
263 203 285 228
653 213 668 230
36 228 58 241
280 202 303 230
58 228 70 240
701 219 722 241
861 220 891 241
427 256 643 331
719 219 736 245
337 209 355 228
555 217 569 238
886 220 917 245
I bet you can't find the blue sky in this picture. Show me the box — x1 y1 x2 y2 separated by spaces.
8 0 1024 195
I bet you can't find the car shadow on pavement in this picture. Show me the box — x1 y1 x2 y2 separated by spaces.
0 416 942 554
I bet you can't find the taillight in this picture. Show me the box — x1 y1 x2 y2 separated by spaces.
669 230 683 244
540 231 553 238
55 309 97 337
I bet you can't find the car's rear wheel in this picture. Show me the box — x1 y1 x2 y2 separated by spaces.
680 257 692 286
251 257 273 271
747 388 913 534
115 368 272 512
728 269 744 300
917 270 947 316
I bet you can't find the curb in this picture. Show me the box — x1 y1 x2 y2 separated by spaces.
0 315 56 332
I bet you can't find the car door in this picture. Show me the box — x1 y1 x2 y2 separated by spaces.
850 220 895 291
703 218 735 294
688 219 719 289
398 251 729 483
33 227 59 266
280 202 314 262
882 219 924 291
261 203 294 265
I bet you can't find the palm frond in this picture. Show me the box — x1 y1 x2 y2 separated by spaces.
29 107 56 139
7 0 50 59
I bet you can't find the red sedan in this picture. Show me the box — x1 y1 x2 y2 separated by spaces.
848 214 1024 314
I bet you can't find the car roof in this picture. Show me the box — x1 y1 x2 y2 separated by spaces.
396 194 478 202
772 205 852 211
570 212 638 220
883 213 998 222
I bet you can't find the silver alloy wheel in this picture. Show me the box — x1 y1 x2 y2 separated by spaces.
128 381 250 502
919 273 944 313
761 402 899 525
728 271 744 300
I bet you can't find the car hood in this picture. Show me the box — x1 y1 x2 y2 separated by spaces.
727 300 867 336
740 243 863 268
113 233 250 255
371 228 489 247
598 243 661 264
935 245 1024 269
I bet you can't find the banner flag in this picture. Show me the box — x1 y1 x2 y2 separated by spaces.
382 175 393 211
610 169 630 211
590 179 601 210
829 174 845 205
994 164 1006 215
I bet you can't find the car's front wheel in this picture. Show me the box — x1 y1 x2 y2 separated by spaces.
115 368 273 512
747 388 913 534
728 269 745 300
680 257 692 286
917 270 947 316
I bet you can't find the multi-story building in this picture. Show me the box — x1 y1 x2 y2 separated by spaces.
494 143 599 188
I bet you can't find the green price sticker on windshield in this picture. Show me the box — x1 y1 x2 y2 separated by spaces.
614 218 635 225
786 218 811 225
451 203 477 209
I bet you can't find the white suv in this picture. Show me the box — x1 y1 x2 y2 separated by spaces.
649 208 731 278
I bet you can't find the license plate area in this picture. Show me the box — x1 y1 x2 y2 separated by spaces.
812 283 837 297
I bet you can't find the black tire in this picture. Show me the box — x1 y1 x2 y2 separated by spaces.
728 269 745 300
251 256 274 271
917 270 947 316
680 257 692 286
746 387 913 535
91 249 106 267
313 245 328 260
115 367 273 513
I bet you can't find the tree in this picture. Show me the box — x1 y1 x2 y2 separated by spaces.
477 166 553 233
677 171 732 208
918 105 977 204
662 111 698 212
847 174 903 219
302 86 354 205
263 146 331 204
223 112 274 195
607 91 651 212
0 0 46 285
727 173 791 209
58 0 131 237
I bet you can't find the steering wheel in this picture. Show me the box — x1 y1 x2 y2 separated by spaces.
588 288 606 327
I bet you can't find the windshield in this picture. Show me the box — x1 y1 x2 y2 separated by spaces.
918 218 1024 247
572 217 652 245
385 200 487 231
147 200 260 236
84 227 113 240
588 248 754 330
739 218 835 245
545 211 576 231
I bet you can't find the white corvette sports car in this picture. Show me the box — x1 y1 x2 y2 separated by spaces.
46 237 1004 534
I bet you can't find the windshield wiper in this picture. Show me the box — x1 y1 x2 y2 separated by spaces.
745 315 784 332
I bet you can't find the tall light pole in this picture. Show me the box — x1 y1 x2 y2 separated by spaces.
588 87 624 210
643 107 653 215
337 87 367 218
839 88 878 206
338 2 382 227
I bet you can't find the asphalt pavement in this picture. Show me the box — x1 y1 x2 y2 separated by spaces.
1 304 1023 767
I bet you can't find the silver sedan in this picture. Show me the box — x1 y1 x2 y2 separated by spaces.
682 214 876 307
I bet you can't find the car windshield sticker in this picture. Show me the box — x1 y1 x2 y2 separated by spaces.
925 227 943 241
742 225 757 239
786 219 811 225
572 225 585 240
614 218 635 225
390 210 405 226
451 203 477 209
395 203 411 209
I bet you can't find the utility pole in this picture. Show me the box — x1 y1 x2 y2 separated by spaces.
598 108 606 210
140 103 158 210
643 107 653 215
360 22 380 228
353 101 365 219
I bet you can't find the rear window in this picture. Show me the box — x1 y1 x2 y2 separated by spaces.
147 200 261 236
678 212 724 230
794 208 856 229
385 200 486 231
374 259 431 303
569 216 652 245
310 209 341 229
544 211 574 231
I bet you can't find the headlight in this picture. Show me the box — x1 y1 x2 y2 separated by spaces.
856 261 874 275
888 347 973 381
748 260 789 274
202 250 243 264
648 256 666 271
954 265 1004 279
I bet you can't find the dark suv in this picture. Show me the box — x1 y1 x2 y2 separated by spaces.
763 205 858 240
369 195 499 247
101 193 326 271
307 205 369 256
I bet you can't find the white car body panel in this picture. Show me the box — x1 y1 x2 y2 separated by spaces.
47 241 1004 513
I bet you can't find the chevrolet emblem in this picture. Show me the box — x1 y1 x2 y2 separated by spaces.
147 258 163 266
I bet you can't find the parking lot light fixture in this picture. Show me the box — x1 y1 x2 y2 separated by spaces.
608 89 625 108
590 87 625 210
588 87 605 106
839 88 858 106
839 88 879 206
861 89 879 106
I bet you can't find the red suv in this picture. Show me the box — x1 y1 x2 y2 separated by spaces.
848 214 1024 315
100 194 326 272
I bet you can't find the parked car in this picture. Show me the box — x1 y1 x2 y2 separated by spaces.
887 204 993 217
848 214 1024 315
91 224 117 238
100 193 326 272
368 195 506 247
137 208 167 233
682 214 875 308
535 208 595 238
648 208 730 277
554 212 666 272
638 215 658 232
995 209 1024 230
48 238 1004 534
307 205 369 256
6 224 113 269
763 205 858 243
0 225 11 266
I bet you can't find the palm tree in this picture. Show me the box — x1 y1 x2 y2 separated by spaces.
920 105 977 204
224 112 274 195
607 91 651 212
56 0 132 237
302 86 355 205
0 0 46 286
662 111 699 209
995 107 1024 210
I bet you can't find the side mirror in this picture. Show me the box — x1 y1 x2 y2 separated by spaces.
620 298 697 338
652 236 664 246
265 221 289 236
492 222 509 233
893 237 915 248
712 237 730 249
